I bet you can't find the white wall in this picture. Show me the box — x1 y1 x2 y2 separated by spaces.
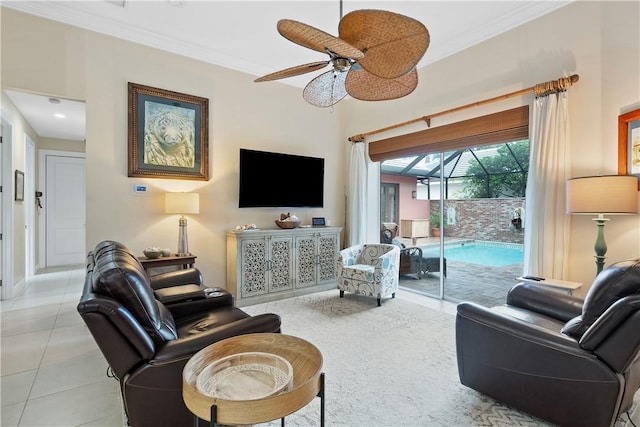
0 92 40 289
1 8 346 286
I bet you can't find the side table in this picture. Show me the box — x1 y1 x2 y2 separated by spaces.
183 333 324 426
516 276 583 295
139 254 197 273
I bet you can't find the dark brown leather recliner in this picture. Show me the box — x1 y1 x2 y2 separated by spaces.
78 241 282 427
456 259 640 427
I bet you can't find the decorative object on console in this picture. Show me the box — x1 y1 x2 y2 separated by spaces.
312 217 326 227
566 175 638 275
235 224 258 231
127 82 209 180
254 1 429 107
143 247 163 258
275 212 301 229
165 192 200 256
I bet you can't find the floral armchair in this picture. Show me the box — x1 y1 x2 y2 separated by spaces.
336 244 400 306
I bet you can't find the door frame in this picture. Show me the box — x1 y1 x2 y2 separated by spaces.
25 134 36 276
38 149 86 268
1 112 14 300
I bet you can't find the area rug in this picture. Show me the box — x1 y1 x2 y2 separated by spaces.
243 290 638 427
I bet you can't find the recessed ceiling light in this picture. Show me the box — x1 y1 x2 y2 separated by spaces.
54 113 66 119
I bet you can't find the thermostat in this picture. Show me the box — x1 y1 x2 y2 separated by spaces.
132 184 148 195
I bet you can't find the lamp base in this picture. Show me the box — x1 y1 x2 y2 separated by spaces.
177 216 190 256
593 215 609 276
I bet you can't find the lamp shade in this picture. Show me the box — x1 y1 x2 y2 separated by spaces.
165 193 200 214
566 175 638 215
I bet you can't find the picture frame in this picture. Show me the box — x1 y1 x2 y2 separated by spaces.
312 217 326 227
128 82 209 180
14 170 24 201
618 108 640 190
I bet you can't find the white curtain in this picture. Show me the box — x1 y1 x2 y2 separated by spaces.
523 91 571 278
347 142 368 246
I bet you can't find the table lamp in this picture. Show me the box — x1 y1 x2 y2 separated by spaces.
165 192 199 256
566 175 638 275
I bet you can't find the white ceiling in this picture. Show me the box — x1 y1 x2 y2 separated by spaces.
4 90 87 141
2 0 572 141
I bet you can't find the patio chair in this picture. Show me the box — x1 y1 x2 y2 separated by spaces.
380 222 399 244
337 243 400 306
390 238 424 279
422 256 447 277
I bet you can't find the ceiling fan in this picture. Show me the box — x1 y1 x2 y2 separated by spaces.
254 7 430 108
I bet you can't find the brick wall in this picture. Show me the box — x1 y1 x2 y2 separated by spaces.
431 198 525 244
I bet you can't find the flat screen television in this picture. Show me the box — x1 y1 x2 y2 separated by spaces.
239 148 324 208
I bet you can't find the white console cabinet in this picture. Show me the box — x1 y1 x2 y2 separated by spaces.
226 227 342 306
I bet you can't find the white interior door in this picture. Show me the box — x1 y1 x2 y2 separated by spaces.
45 154 86 266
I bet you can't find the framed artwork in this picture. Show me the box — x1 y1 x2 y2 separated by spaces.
618 108 640 190
128 82 209 180
14 170 24 201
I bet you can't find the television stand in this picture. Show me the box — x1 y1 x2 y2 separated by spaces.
226 227 342 306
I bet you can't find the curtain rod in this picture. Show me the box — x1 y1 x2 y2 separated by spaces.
348 74 579 142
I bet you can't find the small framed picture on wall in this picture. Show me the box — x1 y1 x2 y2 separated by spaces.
15 170 24 201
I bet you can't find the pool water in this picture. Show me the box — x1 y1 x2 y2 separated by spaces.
420 241 523 268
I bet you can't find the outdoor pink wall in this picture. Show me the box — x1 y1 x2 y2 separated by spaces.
381 174 430 236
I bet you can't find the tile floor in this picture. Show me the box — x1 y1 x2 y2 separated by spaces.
3 255 581 427
1 266 124 427
0 265 459 427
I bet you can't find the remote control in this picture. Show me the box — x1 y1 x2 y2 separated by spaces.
522 275 545 281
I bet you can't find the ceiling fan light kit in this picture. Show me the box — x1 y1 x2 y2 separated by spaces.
255 8 429 108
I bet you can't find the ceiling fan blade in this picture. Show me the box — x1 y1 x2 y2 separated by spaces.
277 19 364 59
345 66 418 101
339 10 429 79
254 61 329 82
303 70 348 107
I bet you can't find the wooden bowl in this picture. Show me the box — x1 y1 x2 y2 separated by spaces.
183 333 323 425
275 219 300 229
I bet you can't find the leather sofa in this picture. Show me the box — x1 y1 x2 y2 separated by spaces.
77 241 282 427
456 259 640 427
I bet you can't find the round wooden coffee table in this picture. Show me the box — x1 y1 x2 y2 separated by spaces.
183 333 324 426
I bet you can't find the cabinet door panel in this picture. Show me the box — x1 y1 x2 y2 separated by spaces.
295 236 317 288
317 233 338 283
268 237 294 292
240 239 268 297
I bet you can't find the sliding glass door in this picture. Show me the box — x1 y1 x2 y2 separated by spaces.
380 141 528 306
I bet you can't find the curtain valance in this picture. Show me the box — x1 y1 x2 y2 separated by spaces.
368 105 529 162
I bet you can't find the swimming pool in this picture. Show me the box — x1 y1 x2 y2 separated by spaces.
420 241 523 268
